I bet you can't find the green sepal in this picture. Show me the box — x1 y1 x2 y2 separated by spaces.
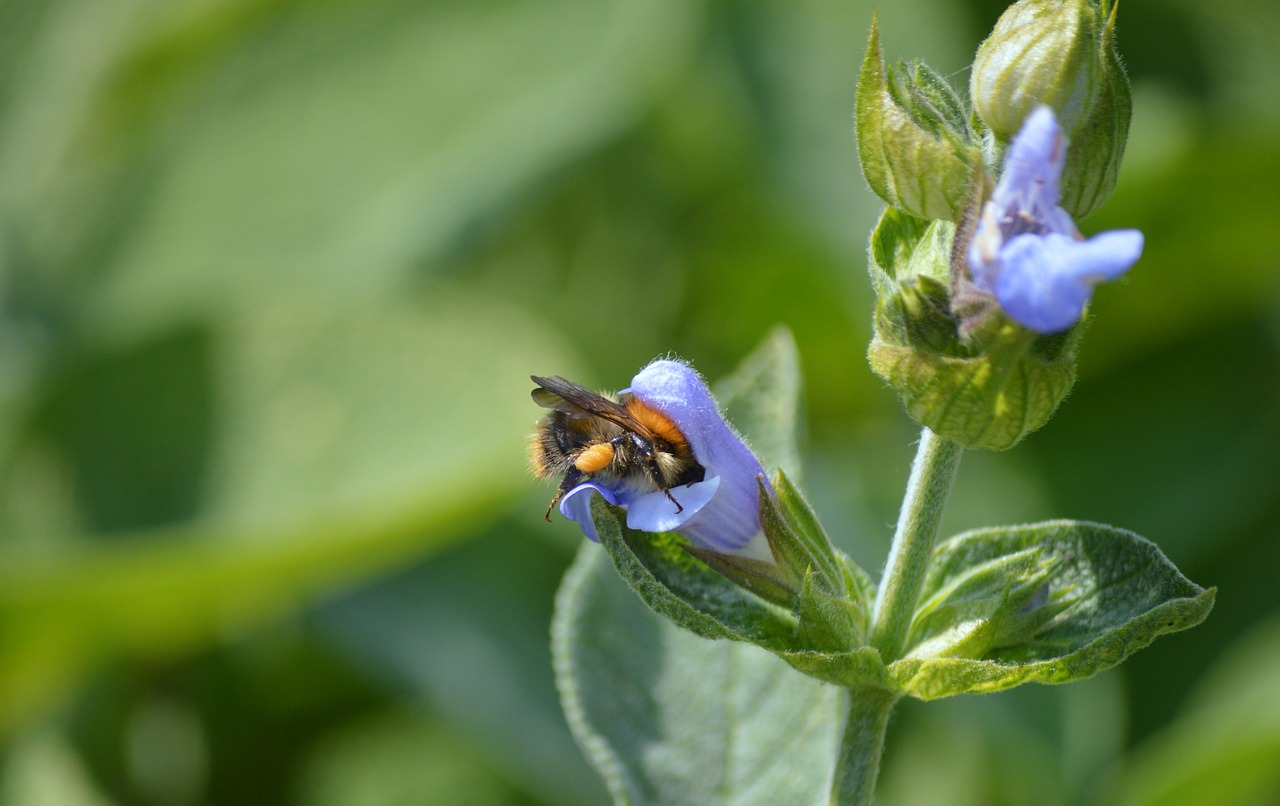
779 646 889 690
877 274 966 357
795 571 866 652
866 205 953 300
886 520 1215 700
762 471 855 600
683 543 800 609
855 17 980 222
593 491 892 691
1060 0 1131 219
867 206 1081 450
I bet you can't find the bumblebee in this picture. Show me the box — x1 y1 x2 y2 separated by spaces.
529 375 706 520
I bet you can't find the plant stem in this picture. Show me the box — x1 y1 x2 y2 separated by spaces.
869 428 963 661
830 686 897 805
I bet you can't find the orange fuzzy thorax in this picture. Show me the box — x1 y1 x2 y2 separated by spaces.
626 398 688 447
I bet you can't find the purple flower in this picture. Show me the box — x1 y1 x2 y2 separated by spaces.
560 359 771 559
968 105 1143 333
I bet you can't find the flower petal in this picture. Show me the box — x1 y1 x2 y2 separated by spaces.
625 476 720 534
628 360 762 479
992 106 1066 219
1059 229 1144 282
994 229 1141 333
968 202 1004 293
559 482 620 543
629 360 769 553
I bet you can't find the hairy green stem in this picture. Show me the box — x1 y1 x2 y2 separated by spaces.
830 686 897 805
870 428 963 661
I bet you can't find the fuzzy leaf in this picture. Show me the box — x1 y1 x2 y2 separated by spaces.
887 520 1215 700
593 498 798 651
553 542 841 805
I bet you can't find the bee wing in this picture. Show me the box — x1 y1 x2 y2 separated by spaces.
530 375 655 436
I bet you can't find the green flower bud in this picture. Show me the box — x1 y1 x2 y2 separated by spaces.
1059 2 1131 218
866 206 1080 451
971 0 1106 141
856 17 981 222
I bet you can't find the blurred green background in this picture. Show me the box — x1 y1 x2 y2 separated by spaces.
0 0 1278 803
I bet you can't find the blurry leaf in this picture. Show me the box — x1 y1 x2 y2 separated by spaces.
1029 322 1280 564
314 524 609 806
707 0 974 259
19 324 215 533
552 543 841 805
889 521 1215 700
1 728 111 806
714 326 802 478
1108 614 1280 806
298 714 523 806
0 292 580 733
0 0 703 334
875 672 1127 806
1086 134 1280 368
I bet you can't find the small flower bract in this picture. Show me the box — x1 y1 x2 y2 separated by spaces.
968 105 1143 333
556 360 771 558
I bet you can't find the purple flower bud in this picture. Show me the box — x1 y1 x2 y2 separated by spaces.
559 360 771 558
968 106 1142 333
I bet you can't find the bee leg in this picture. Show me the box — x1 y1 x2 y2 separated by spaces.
546 467 584 521
639 453 685 515
543 493 562 522
663 488 685 514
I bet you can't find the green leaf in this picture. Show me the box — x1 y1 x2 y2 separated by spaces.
592 499 797 650
713 326 802 479
553 543 841 806
887 520 1215 700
